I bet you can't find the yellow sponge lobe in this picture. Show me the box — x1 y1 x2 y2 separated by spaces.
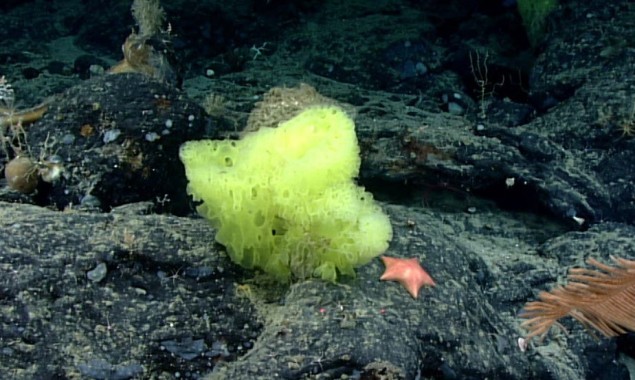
179 106 392 281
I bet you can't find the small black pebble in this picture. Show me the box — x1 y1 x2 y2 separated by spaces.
22 67 40 79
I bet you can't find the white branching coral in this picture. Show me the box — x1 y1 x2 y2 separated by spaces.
131 0 166 37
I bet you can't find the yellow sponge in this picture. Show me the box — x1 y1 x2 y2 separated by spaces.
179 105 392 281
